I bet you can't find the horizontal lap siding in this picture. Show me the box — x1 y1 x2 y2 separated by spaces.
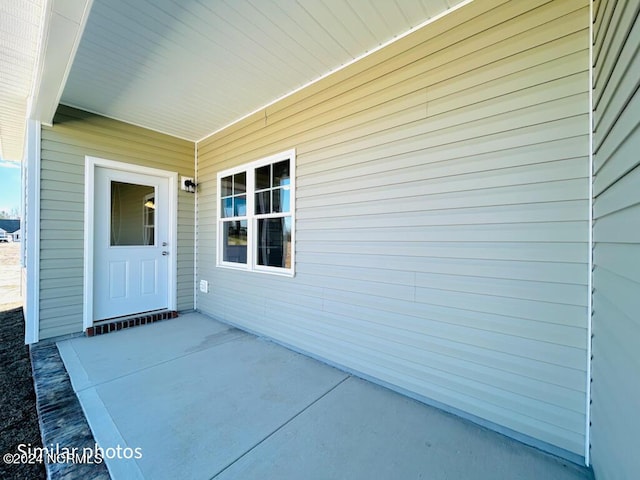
591 0 640 478
197 0 589 457
39 105 195 339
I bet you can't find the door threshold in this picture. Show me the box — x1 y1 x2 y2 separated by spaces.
86 310 178 337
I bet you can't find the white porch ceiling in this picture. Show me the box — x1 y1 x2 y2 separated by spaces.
60 0 468 142
0 0 43 161
1 0 91 161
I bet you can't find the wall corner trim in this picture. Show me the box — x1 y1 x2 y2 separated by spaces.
24 119 41 345
584 0 594 467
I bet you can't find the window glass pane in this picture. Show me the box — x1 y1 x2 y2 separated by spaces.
221 198 233 218
272 188 290 213
235 195 246 216
144 196 155 246
110 181 155 246
255 191 271 214
234 172 246 194
257 217 291 268
223 220 247 264
273 160 290 187
221 176 233 197
255 165 270 190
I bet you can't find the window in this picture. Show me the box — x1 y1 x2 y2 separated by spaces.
217 149 295 275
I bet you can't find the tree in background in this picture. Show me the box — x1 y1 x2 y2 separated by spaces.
0 207 19 219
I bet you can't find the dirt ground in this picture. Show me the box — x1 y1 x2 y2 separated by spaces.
0 308 46 480
0 243 22 311
0 242 45 479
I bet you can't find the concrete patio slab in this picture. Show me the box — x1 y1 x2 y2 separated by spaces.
217 376 589 480
57 312 592 480
57 313 243 391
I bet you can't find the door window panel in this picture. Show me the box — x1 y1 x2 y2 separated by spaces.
110 181 156 246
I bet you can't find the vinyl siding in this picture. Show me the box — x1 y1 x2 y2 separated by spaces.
39 105 195 339
197 0 590 457
590 0 640 478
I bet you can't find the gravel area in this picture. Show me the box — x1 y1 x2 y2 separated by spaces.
1 241 45 478
0 307 46 480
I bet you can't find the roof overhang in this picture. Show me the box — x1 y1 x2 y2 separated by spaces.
29 0 93 127
0 0 92 162
0 0 43 161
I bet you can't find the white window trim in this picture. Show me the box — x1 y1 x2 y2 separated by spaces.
216 149 296 277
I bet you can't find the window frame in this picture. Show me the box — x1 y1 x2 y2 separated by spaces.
216 149 296 277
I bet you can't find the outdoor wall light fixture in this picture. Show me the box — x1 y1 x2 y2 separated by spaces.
185 179 196 192
181 176 197 193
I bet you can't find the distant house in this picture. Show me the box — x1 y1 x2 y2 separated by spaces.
10 229 21 242
0 220 20 238
0 220 19 242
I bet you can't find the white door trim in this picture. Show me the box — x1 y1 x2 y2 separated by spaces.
83 157 178 330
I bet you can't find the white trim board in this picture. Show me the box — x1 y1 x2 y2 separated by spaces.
83 157 178 330
29 0 94 125
24 119 41 345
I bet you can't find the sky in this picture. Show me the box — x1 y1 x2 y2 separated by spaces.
0 159 22 217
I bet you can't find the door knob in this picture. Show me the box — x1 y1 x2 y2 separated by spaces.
162 251 169 256
162 242 168 246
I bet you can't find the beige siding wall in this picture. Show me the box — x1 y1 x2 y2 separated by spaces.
591 0 640 478
39 105 195 339
197 0 590 457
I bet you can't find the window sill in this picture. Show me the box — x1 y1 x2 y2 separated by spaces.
216 263 295 278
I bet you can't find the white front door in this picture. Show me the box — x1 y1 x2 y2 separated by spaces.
93 166 170 320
